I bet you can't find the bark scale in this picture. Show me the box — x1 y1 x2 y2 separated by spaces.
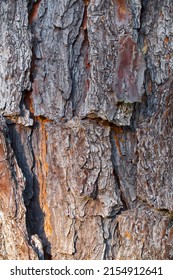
0 0 173 259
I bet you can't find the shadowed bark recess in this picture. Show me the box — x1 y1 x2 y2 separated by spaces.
0 0 173 259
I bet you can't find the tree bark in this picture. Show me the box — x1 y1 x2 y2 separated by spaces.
0 0 173 259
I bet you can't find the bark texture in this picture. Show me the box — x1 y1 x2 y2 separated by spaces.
0 0 173 259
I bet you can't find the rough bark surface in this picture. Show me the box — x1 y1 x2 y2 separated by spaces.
0 117 37 259
0 0 173 259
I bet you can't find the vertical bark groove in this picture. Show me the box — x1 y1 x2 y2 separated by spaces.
0 0 173 259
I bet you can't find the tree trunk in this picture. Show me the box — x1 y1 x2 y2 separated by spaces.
0 0 173 260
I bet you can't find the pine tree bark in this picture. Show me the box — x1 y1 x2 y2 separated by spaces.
0 0 173 259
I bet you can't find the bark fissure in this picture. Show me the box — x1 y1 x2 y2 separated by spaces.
1 0 173 260
28 0 42 25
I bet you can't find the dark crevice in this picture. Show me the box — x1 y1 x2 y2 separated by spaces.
110 129 129 213
100 216 120 260
28 0 42 25
136 0 146 41
132 0 148 127
113 169 128 212
136 197 173 216
8 0 53 260
72 230 78 256
100 217 109 260
6 123 41 257
25 0 41 117
24 121 52 259
44 251 52 260
7 124 34 207
82 6 91 77
70 0 91 115
19 1 39 121
82 0 90 59
81 115 114 127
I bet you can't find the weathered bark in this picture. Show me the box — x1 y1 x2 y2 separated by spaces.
0 0 173 259
0 117 37 259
